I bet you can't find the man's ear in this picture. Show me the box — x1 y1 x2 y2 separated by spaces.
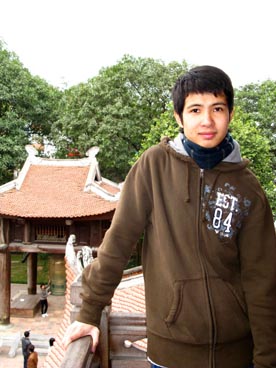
174 111 183 128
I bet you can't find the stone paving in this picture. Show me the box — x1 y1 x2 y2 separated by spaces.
0 284 65 368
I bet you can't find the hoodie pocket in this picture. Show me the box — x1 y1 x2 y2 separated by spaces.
210 278 250 343
163 278 250 344
164 279 211 344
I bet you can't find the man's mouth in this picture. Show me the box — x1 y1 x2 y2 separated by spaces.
199 132 216 139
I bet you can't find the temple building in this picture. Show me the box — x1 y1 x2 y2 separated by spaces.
0 145 121 325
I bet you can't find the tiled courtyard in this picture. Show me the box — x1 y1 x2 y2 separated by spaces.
0 284 65 368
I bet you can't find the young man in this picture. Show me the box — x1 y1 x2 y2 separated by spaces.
21 330 31 368
63 66 276 368
40 283 51 317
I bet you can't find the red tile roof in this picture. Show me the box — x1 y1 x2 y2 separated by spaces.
112 279 145 313
0 152 120 218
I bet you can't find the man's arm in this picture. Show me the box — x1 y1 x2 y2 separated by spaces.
239 194 276 367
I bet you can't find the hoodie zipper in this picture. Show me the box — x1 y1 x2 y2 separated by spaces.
198 168 216 368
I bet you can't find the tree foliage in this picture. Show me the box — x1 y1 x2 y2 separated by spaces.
0 41 62 184
230 108 275 215
0 111 28 183
51 55 189 181
132 102 178 162
235 80 276 174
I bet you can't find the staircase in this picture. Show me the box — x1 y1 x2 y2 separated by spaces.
0 332 52 358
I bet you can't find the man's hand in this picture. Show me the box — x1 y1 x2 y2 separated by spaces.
62 321 100 353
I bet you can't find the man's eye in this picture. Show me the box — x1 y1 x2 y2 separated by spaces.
191 108 200 113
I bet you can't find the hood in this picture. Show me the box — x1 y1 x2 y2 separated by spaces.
168 132 242 164
161 133 248 204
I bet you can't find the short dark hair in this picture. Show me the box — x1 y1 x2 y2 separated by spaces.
172 65 234 119
28 344 35 352
49 337 56 347
24 331 30 337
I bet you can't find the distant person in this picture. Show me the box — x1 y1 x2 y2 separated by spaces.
21 330 31 368
27 344 38 368
49 337 56 351
40 283 51 317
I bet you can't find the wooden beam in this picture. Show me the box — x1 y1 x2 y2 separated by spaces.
60 335 94 368
99 306 111 368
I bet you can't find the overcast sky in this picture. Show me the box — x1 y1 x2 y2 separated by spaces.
1 0 276 89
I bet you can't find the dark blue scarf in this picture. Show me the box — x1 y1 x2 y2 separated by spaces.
182 132 234 169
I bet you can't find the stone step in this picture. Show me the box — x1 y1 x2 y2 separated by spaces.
0 333 54 358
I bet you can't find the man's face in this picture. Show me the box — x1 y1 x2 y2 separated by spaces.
175 93 233 148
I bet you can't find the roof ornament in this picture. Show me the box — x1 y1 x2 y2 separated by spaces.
86 147 100 158
25 145 38 157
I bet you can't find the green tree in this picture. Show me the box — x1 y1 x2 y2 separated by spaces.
0 41 62 184
0 111 29 183
132 102 178 161
51 55 189 181
230 108 275 215
235 80 276 174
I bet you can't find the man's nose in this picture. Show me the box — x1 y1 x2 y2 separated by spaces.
201 111 214 126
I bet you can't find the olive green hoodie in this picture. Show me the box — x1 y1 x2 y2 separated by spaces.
78 136 276 368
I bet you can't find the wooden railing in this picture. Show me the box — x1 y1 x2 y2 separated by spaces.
60 335 97 368
60 272 149 368
60 311 149 367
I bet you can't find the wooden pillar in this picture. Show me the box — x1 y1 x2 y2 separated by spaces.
27 253 37 295
23 220 37 294
23 221 31 243
0 218 11 325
